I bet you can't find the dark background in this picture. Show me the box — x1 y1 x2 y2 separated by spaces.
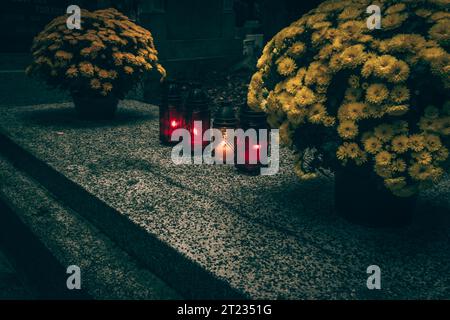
0 0 325 106
0 0 324 53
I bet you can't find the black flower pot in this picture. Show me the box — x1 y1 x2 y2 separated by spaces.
334 165 416 228
72 94 119 120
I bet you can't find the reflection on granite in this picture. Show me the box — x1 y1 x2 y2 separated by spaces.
0 101 449 299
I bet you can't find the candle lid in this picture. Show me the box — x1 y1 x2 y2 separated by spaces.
163 81 182 103
239 103 267 127
214 101 236 128
186 87 209 111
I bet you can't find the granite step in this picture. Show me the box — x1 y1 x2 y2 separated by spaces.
0 155 181 300
0 101 449 299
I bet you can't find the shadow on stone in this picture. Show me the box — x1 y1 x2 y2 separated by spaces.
20 105 156 129
86 157 154 173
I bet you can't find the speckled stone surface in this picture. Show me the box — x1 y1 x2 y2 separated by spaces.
0 101 449 299
0 155 180 300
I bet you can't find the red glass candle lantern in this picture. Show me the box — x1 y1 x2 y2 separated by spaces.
235 103 270 175
160 82 185 145
185 86 211 154
213 101 237 164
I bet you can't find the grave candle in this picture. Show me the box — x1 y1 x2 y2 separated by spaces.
185 86 211 154
160 82 184 145
235 103 270 175
213 101 237 164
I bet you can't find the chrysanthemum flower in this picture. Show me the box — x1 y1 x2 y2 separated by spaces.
367 104 385 118
329 53 342 72
409 135 426 152
294 87 316 106
374 124 394 142
90 78 101 89
282 77 299 95
55 50 73 61
429 20 449 45
340 44 366 68
430 11 450 21
98 69 109 79
383 13 409 30
279 122 292 145
388 34 427 54
108 70 118 79
247 90 260 110
421 47 446 62
386 105 409 116
65 66 78 78
250 72 264 90
436 147 449 161
388 60 410 83
386 3 406 15
415 9 432 18
376 151 393 166
419 117 438 131
366 84 389 104
390 85 410 103
364 137 383 154
415 152 433 165
287 108 306 126
48 44 60 51
100 82 113 96
79 62 95 77
339 102 365 120
393 120 409 134
322 116 336 127
277 57 297 76
374 55 397 78
336 144 348 160
391 135 409 153
392 159 407 172
361 59 375 78
425 134 442 151
257 53 270 69
338 7 361 20
385 177 407 191
308 103 326 123
338 120 358 139
346 142 362 159
375 164 393 179
339 20 365 38
318 45 334 60
124 66 134 74
409 163 432 181
288 42 306 58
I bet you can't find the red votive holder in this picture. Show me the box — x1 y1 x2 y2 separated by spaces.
160 82 185 145
235 103 270 175
185 86 211 154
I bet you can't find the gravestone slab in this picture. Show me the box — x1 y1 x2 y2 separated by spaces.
0 101 449 299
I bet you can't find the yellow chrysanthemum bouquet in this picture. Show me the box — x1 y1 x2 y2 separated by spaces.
27 8 166 102
248 0 449 198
